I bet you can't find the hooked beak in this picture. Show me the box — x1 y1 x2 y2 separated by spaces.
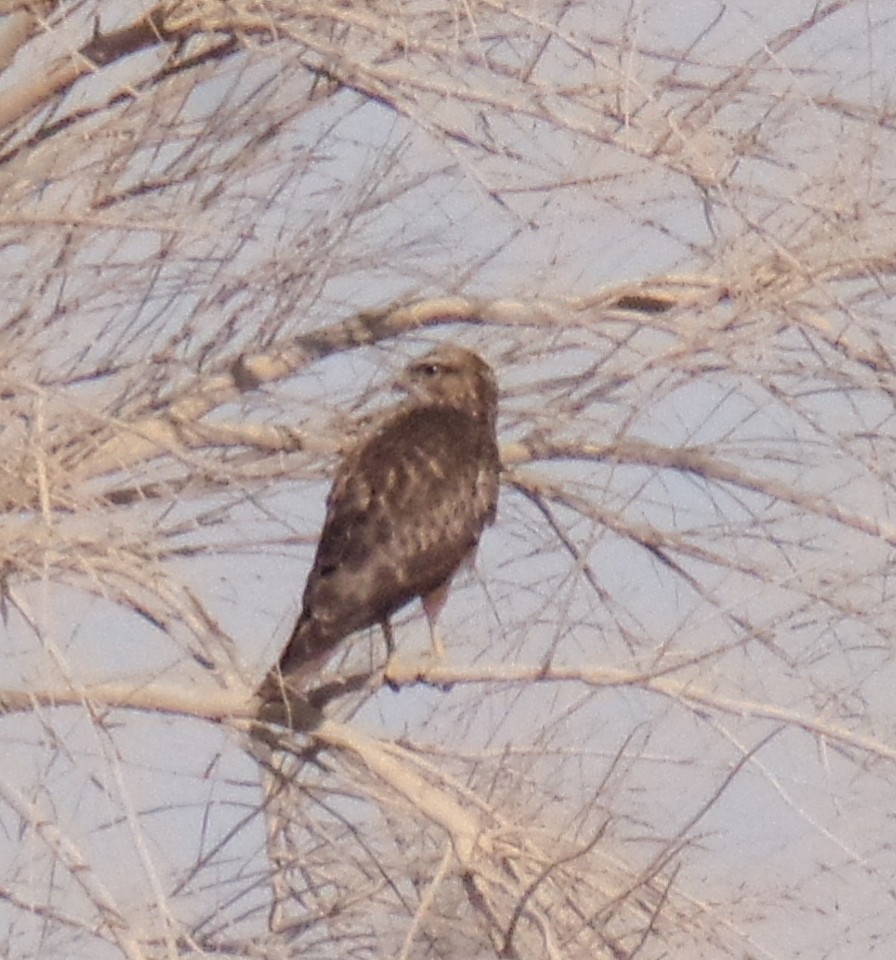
393 369 423 400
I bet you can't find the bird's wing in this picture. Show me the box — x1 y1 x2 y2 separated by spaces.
299 405 497 643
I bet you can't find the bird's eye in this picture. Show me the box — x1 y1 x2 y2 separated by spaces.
419 363 442 377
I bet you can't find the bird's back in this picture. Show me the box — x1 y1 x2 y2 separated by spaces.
259 344 500 701
276 404 497 674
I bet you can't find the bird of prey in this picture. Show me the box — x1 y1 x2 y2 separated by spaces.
258 344 500 703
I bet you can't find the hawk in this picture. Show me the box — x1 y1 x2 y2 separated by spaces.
258 344 500 703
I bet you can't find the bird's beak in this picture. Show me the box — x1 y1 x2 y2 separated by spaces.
393 370 421 399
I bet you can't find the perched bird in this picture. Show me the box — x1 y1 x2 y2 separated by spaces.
258 344 500 703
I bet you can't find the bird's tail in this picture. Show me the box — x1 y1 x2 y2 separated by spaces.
256 614 333 702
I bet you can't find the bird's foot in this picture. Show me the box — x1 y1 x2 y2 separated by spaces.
384 649 452 691
383 652 408 691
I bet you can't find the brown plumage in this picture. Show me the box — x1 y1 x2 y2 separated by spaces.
258 344 500 702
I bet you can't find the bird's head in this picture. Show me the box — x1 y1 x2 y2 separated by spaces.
395 345 498 423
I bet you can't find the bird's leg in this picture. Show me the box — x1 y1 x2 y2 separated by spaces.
420 587 454 692
426 617 445 659
380 618 400 689
421 584 449 659
380 617 395 659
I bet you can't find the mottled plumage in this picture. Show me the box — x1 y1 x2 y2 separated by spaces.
258 344 499 702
